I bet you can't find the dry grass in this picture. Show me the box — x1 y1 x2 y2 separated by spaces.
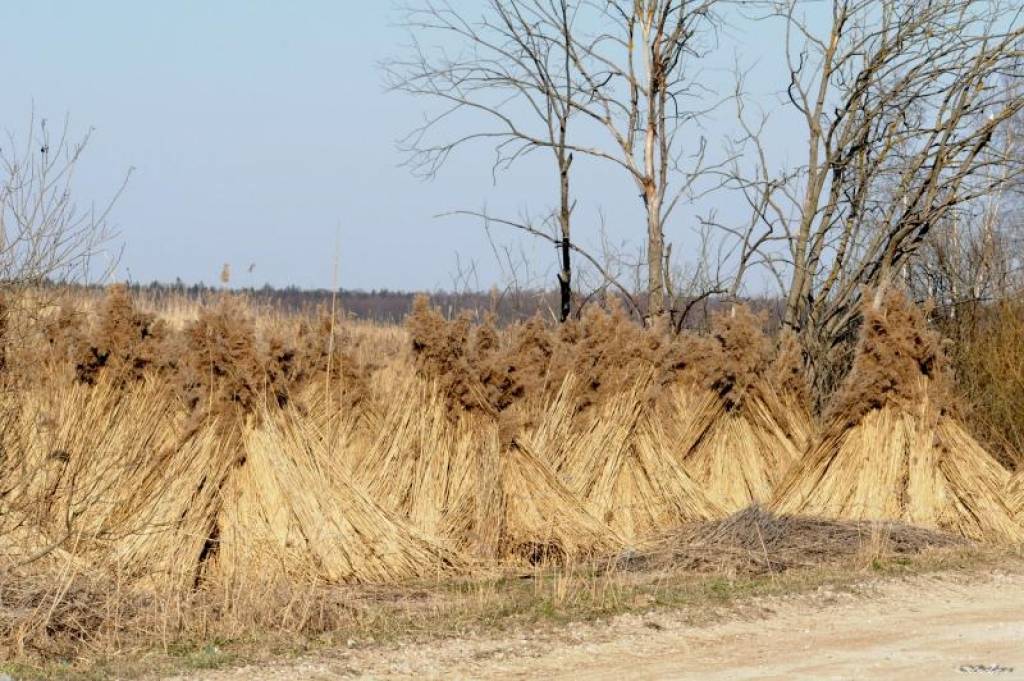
0 515 1007 679
948 300 1024 470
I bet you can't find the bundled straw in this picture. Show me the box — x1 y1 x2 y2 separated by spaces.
0 377 178 570
110 404 457 586
493 438 622 562
665 306 806 512
553 371 722 543
1008 472 1024 521
773 290 1022 543
360 373 620 561
219 412 458 583
766 329 815 451
358 375 479 547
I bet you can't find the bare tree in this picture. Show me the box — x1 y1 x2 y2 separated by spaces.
387 0 584 321
536 0 729 319
388 0 731 323
582 0 726 320
0 112 129 562
909 91 1024 314
730 0 1024 392
1 112 127 289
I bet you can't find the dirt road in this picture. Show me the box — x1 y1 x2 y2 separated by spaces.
174 571 1024 680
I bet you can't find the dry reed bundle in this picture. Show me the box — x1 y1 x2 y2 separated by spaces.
664 386 802 513
552 372 721 544
0 377 179 569
282 315 375 411
514 373 580 470
357 375 479 546
1007 471 1024 520
214 412 457 583
494 438 622 561
407 296 565 418
103 420 234 586
110 406 457 586
766 329 815 451
664 307 805 512
772 289 1022 543
287 377 379 470
406 296 490 415
358 373 617 562
565 301 672 411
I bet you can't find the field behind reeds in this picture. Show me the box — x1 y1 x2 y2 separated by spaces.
1 285 1022 675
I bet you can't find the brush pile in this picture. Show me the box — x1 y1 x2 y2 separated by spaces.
641 505 965 576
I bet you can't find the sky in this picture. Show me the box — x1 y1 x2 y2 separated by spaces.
0 1 812 292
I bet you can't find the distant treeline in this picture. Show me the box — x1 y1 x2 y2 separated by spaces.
49 280 562 324
44 280 786 328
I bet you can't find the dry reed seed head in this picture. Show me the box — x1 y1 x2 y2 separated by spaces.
407 295 461 373
675 305 771 410
181 299 268 424
769 329 812 409
264 332 299 406
500 315 558 394
473 312 500 356
557 316 582 345
826 288 954 426
294 316 329 377
43 305 87 362
406 296 495 415
471 315 510 409
566 302 668 411
407 298 565 416
75 285 172 386
291 313 372 403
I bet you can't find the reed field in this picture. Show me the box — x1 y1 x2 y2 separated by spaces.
0 285 1021 673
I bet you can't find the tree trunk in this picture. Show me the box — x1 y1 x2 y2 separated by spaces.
646 186 665 320
557 154 572 322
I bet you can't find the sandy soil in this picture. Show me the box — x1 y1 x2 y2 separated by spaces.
170 570 1024 680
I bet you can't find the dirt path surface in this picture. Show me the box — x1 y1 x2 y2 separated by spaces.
172 571 1024 680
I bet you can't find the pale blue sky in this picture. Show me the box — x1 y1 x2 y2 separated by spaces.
0 1 807 291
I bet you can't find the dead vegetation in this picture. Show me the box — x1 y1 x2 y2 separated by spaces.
773 290 1022 543
0 285 1021 671
74 284 174 386
643 505 966 576
825 288 955 428
949 299 1024 470
662 307 808 512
